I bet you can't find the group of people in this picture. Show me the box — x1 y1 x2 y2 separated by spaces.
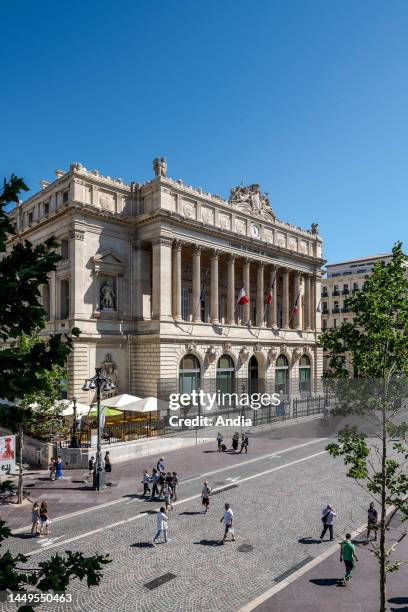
217 432 249 453
88 451 112 475
320 501 378 585
48 457 63 480
141 457 179 511
31 500 50 536
153 496 235 546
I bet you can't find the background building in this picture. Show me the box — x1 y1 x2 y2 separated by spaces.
8 159 324 406
321 253 408 373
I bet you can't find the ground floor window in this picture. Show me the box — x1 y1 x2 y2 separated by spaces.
179 354 201 407
299 355 311 394
275 355 289 396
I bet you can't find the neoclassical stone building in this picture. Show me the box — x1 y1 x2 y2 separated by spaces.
9 159 324 405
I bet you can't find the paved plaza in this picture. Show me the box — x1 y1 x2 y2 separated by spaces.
1 420 407 611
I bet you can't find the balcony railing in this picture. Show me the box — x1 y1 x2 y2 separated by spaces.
321 291 328 298
342 290 349 295
332 308 340 314
341 307 350 313
332 291 340 296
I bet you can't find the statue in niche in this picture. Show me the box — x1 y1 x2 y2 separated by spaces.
153 157 167 177
100 353 119 392
100 280 116 310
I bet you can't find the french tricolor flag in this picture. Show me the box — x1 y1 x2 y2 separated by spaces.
237 287 249 305
264 287 273 305
292 291 301 316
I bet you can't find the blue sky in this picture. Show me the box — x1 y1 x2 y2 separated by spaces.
1 0 407 263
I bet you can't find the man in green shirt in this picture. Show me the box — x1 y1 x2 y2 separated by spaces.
340 533 358 584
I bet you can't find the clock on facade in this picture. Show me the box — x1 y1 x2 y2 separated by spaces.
251 224 260 238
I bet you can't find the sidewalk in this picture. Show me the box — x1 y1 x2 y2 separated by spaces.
253 512 408 612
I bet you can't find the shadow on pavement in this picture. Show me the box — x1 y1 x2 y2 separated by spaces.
310 578 341 587
130 542 154 548
299 537 321 544
12 533 37 539
179 511 203 516
194 539 224 547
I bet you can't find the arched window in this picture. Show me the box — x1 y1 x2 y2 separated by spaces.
216 355 235 407
299 354 311 394
275 355 289 396
248 355 259 395
179 354 201 400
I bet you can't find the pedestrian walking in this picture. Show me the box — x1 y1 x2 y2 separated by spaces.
165 471 173 488
201 480 211 513
55 457 63 479
151 468 160 498
157 457 165 472
217 432 224 452
104 451 112 473
366 501 378 542
232 432 239 452
158 471 165 497
171 472 179 500
163 483 173 511
239 433 249 454
88 456 95 475
31 502 40 536
220 503 235 542
49 458 56 481
39 501 50 536
142 469 151 496
152 506 169 546
320 504 337 541
340 533 358 584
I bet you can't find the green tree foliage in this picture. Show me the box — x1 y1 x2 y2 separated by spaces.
320 242 408 612
0 175 79 403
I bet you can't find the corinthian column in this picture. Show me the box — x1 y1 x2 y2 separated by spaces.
192 245 201 322
172 240 182 320
304 274 311 331
256 262 264 326
243 258 251 325
210 249 219 324
227 254 235 324
282 268 289 329
267 265 277 328
294 272 301 330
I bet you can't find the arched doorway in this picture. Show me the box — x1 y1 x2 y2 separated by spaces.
275 355 289 396
248 355 259 396
179 354 201 399
299 355 311 394
216 354 235 410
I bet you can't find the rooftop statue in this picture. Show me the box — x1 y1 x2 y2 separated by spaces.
228 183 275 219
153 157 167 177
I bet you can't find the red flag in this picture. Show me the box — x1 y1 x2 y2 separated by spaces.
237 287 249 305
292 291 301 315
264 287 273 305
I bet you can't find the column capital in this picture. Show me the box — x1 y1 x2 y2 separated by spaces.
227 253 236 263
69 228 84 241
210 248 220 259
192 244 201 255
173 239 183 250
257 261 265 270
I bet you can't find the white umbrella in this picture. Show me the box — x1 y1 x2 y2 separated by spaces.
100 394 142 409
127 396 168 413
54 399 91 417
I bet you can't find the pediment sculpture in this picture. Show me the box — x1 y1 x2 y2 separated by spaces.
228 183 275 220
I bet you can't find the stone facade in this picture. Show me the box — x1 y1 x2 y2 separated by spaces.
8 160 324 404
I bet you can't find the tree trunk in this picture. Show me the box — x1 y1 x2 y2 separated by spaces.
380 404 387 612
17 427 23 505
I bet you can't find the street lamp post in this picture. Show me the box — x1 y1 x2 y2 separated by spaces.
82 367 115 491
70 396 79 448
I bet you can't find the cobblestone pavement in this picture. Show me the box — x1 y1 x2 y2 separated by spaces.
1 431 378 612
2 415 328 531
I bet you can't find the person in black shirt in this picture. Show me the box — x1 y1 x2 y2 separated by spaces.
366 502 378 542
